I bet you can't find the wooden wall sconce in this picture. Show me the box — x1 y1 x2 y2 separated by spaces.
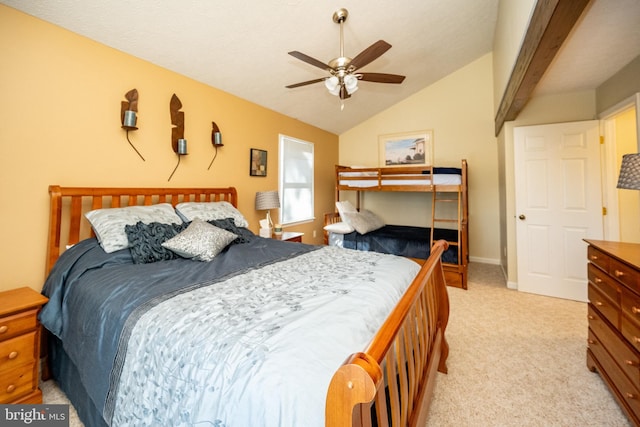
120 88 145 161
208 121 223 170
168 93 187 181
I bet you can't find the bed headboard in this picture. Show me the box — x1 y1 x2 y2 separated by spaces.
45 185 238 275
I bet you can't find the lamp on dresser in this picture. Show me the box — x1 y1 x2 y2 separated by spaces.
617 153 640 190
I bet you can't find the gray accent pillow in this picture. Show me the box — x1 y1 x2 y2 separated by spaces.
161 218 238 262
175 201 249 228
343 210 385 234
85 203 183 253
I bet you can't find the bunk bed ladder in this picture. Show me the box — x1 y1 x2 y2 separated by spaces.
430 186 462 262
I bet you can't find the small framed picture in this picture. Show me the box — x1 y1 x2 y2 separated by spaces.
378 130 434 167
250 148 268 176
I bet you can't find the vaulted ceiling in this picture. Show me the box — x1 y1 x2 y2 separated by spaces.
2 0 639 135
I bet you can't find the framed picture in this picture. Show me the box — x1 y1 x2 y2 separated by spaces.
378 130 433 167
250 148 268 176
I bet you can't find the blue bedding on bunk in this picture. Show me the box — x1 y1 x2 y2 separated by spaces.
342 225 459 263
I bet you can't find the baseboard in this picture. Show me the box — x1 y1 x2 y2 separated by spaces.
506 280 518 290
469 256 500 265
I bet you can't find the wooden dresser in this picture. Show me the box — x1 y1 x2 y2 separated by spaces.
0 287 48 404
585 239 640 425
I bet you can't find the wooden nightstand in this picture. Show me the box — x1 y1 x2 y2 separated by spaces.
0 287 48 404
272 231 304 243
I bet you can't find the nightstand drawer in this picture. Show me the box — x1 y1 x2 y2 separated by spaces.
0 331 37 372
0 363 35 403
0 308 39 341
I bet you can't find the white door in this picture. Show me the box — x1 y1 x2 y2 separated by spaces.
514 121 603 302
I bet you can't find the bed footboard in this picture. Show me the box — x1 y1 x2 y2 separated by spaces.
326 240 449 427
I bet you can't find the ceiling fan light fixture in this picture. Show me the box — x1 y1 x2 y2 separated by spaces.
325 76 340 96
344 74 359 94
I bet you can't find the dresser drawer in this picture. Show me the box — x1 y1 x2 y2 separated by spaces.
588 245 610 273
0 362 35 403
0 331 37 372
589 263 620 307
0 308 39 341
589 284 619 329
589 309 640 385
611 257 640 293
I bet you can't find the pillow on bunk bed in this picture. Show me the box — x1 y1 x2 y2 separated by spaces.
323 221 355 234
343 210 385 234
335 200 357 222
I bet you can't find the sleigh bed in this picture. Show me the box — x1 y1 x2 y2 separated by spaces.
325 160 468 289
40 185 449 427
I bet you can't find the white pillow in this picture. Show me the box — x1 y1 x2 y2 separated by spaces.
85 203 183 253
335 200 357 223
175 201 248 228
161 218 237 262
323 221 355 234
343 210 385 234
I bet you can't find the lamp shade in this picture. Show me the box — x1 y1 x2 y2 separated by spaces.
617 153 640 190
255 190 280 210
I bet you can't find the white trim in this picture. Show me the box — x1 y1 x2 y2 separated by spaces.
506 281 518 290
469 256 500 265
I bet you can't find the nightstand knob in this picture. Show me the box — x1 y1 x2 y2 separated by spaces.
615 270 625 277
0 325 7 334
6 384 15 393
8 351 18 360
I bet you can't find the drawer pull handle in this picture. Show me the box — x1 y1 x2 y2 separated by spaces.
587 339 596 345
590 255 599 260
626 392 637 400
595 301 603 307
588 315 595 320
0 325 7 334
8 351 18 360
615 270 625 277
634 337 640 344
594 277 603 283
6 384 15 393
633 307 640 315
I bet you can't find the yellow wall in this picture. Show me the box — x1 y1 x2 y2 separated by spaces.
340 54 500 263
0 6 338 292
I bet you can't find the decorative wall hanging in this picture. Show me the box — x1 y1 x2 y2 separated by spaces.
208 121 224 170
120 88 145 161
250 148 267 176
168 94 187 181
378 130 433 167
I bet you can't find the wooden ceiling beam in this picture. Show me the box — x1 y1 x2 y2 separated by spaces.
494 0 592 136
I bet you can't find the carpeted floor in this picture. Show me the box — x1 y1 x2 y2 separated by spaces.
42 262 632 426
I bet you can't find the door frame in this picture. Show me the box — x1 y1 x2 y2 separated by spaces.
599 92 640 240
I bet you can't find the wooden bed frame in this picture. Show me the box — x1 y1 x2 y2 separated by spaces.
327 160 468 289
44 185 450 427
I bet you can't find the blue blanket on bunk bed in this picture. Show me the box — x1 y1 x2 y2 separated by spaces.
342 225 459 264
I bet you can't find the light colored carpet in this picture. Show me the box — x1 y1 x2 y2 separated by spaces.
41 262 632 426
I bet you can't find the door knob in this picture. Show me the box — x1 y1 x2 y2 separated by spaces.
518 214 526 220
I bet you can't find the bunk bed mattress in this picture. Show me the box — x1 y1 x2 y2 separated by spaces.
40 236 421 427
338 166 462 188
338 225 459 263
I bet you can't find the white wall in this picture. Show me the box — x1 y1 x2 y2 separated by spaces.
339 53 500 264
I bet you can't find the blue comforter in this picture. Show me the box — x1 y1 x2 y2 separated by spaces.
40 236 318 425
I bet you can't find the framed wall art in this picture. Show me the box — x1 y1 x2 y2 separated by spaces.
378 130 433 167
250 148 268 176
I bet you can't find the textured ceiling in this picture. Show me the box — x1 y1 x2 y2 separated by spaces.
2 0 640 134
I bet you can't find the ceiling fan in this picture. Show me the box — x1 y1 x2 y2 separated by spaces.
286 8 405 102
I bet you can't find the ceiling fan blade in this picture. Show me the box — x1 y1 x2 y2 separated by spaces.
285 78 327 89
288 51 331 71
358 73 406 84
349 40 392 71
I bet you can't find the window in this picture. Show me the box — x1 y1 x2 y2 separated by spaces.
279 135 314 225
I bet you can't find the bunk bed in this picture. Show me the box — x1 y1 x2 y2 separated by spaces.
324 159 468 289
